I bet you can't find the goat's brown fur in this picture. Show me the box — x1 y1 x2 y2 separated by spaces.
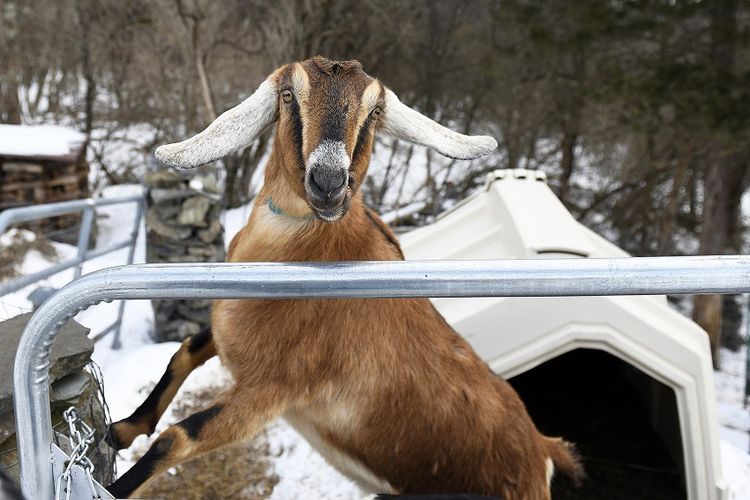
107 56 582 499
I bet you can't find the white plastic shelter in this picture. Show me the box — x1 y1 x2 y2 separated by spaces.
399 169 726 500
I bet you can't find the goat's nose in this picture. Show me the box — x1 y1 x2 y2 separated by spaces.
310 167 346 200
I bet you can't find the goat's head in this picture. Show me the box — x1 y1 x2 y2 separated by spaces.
156 56 497 222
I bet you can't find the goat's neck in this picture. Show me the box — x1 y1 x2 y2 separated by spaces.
229 149 375 263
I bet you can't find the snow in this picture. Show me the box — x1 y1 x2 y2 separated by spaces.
722 440 750 500
716 348 750 451
0 124 85 158
222 202 253 249
266 424 362 499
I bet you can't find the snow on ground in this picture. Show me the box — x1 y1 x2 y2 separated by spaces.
713 347 750 499
3 183 750 498
723 440 750 500
716 348 750 451
222 201 253 249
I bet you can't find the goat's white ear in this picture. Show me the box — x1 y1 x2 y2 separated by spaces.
380 88 497 160
155 78 278 169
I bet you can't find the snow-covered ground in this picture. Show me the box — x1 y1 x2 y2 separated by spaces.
2 185 750 498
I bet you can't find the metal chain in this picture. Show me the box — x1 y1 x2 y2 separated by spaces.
55 407 102 500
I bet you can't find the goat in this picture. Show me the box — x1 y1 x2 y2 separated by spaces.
106 56 583 499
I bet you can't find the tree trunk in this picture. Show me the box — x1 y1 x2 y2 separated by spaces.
195 50 216 123
558 130 577 205
0 81 22 124
657 160 688 255
693 0 739 369
721 154 749 352
693 159 742 368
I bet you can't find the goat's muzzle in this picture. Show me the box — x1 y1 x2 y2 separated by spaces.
305 165 349 221
305 141 351 221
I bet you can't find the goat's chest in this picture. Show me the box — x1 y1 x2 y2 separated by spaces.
211 296 371 383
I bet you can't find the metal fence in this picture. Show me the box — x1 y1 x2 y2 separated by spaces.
0 193 144 346
11 255 750 499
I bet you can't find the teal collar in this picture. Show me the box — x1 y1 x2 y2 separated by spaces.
267 197 316 221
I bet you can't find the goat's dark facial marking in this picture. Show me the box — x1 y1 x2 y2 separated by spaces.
276 56 385 222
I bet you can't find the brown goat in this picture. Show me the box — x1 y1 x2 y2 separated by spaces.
106 56 583 499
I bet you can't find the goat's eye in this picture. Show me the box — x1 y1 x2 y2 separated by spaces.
281 90 293 103
370 106 383 119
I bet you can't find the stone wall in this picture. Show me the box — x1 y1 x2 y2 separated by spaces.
145 168 225 342
0 314 115 486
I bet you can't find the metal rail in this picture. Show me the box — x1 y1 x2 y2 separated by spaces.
0 193 144 346
13 255 750 499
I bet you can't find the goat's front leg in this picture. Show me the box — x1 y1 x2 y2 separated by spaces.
106 384 289 498
107 328 216 449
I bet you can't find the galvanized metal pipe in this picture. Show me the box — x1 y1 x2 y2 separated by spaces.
0 256 85 295
73 204 95 279
0 194 143 234
14 255 750 499
110 200 143 349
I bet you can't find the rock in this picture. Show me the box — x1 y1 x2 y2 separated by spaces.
50 371 91 403
175 303 211 324
150 187 192 204
186 299 212 310
0 411 13 444
150 241 191 255
0 314 93 414
177 196 211 227
197 219 223 243
144 170 183 187
147 169 224 343
150 203 182 221
189 174 221 194
147 208 192 240
187 245 224 261
162 320 201 342
0 316 113 486
176 321 201 340
166 254 205 263
186 246 215 257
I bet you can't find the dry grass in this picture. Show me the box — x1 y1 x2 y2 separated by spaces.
132 385 279 500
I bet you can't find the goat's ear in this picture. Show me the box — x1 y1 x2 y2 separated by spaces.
380 88 497 160
155 77 278 169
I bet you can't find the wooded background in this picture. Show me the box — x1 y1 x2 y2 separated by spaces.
1 0 749 367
